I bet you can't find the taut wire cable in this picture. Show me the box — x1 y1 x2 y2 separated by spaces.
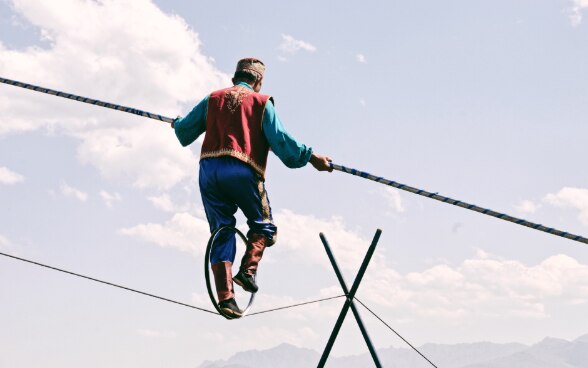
354 297 439 368
0 250 342 317
0 250 216 314
247 295 345 316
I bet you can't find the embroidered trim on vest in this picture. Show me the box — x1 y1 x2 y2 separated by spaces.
201 148 266 177
224 86 253 114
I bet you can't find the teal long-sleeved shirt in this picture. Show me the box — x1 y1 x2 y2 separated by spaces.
174 82 313 169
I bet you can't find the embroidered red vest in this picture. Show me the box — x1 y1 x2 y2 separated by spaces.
200 85 273 177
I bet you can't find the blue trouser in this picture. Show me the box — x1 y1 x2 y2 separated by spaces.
199 157 277 264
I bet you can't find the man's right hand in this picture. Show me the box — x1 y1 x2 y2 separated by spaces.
310 153 333 172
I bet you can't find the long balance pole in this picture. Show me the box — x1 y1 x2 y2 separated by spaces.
4 76 586 246
0 76 174 124
331 163 588 245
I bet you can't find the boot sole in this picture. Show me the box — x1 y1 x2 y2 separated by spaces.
233 276 258 293
220 307 242 319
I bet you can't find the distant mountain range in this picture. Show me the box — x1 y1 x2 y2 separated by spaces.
198 333 588 368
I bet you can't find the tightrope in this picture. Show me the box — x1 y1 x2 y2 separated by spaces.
0 250 343 317
0 250 216 314
331 163 588 245
0 76 174 124
248 295 345 316
2 248 441 364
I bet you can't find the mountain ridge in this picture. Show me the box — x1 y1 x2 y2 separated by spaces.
198 334 587 368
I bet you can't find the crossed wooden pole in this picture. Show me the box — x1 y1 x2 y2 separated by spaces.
317 229 383 368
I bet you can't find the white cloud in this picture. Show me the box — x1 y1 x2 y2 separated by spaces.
124 208 588 347
360 253 588 320
119 207 373 273
146 192 206 219
137 329 176 339
60 181 88 202
75 125 197 190
148 193 176 212
99 190 121 208
0 0 229 189
118 207 588 326
122 205 588 323
381 187 405 213
120 212 210 255
0 166 25 185
0 234 23 255
359 98 366 107
569 0 588 26
147 192 199 213
514 199 540 215
274 209 374 272
0 234 12 250
192 248 588 353
356 53 367 63
544 187 588 225
278 34 317 54
0 233 28 256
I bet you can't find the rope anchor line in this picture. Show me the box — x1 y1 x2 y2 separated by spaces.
331 164 588 245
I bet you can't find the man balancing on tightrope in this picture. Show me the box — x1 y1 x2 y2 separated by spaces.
172 58 332 318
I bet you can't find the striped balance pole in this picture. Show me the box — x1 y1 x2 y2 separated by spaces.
0 76 174 124
331 163 588 245
3 76 585 245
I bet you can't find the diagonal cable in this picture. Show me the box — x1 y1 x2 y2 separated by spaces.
354 297 439 368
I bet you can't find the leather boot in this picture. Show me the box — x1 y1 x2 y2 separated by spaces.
212 261 242 318
211 261 235 302
233 234 269 293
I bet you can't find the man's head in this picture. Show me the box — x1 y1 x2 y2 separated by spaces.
232 58 265 92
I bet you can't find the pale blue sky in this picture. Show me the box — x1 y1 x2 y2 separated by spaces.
1 1 588 367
